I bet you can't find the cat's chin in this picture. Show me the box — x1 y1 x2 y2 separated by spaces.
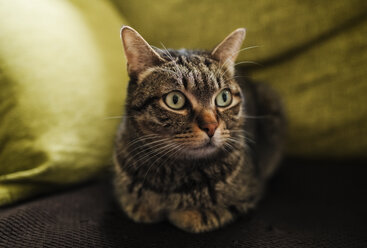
182 143 219 159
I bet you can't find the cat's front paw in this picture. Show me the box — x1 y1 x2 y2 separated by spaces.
168 208 234 233
123 203 163 224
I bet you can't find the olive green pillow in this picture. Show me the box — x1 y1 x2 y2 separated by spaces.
112 0 367 158
0 0 128 206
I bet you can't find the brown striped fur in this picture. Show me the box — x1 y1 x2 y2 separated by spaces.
113 26 286 233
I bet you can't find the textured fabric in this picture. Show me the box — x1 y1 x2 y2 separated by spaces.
0 0 128 206
111 0 367 158
0 159 366 247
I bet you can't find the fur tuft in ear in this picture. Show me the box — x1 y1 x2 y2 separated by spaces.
211 28 246 76
120 26 166 79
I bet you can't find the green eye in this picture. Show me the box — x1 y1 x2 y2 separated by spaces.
215 89 232 107
164 91 186 110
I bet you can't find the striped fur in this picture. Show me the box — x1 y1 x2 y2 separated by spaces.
113 27 286 233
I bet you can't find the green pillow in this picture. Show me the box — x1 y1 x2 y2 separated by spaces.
112 0 367 158
0 0 127 206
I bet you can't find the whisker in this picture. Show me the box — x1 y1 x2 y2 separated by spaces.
122 136 169 162
221 75 252 84
125 139 171 166
131 141 173 166
234 61 263 67
150 141 182 180
226 137 246 147
219 60 262 79
151 144 183 179
158 43 183 78
123 134 160 150
215 45 260 78
228 130 255 144
142 143 181 184
223 141 235 152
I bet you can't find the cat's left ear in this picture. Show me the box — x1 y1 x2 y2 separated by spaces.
120 26 166 79
211 28 246 76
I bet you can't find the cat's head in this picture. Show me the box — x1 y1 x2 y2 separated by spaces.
121 26 246 159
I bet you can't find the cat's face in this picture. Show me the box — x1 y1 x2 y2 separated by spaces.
128 56 243 158
121 27 246 159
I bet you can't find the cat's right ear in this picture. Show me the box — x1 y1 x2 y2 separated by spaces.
120 26 166 79
211 28 246 76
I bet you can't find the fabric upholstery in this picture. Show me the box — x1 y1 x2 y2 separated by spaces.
0 0 128 206
1 160 366 247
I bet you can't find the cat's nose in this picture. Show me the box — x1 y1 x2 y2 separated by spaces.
197 109 218 137
199 122 218 138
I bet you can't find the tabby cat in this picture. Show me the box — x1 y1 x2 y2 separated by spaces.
113 26 285 233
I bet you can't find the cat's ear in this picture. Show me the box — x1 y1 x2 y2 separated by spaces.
211 28 246 75
120 26 166 79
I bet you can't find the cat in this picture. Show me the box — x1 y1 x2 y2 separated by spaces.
113 26 286 233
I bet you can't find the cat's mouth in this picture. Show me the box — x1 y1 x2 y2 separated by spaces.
203 139 216 148
182 139 219 158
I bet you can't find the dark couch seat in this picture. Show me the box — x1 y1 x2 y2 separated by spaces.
1 159 366 248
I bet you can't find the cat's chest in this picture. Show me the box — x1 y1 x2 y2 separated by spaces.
121 154 242 191
141 163 253 209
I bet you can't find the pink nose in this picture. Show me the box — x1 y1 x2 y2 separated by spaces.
199 122 218 138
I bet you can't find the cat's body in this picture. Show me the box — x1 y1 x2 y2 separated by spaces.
113 27 285 233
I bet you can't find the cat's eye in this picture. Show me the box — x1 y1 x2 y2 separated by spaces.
164 91 186 110
215 89 232 107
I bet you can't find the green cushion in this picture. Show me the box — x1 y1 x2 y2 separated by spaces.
0 0 127 206
254 18 367 157
113 0 367 158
